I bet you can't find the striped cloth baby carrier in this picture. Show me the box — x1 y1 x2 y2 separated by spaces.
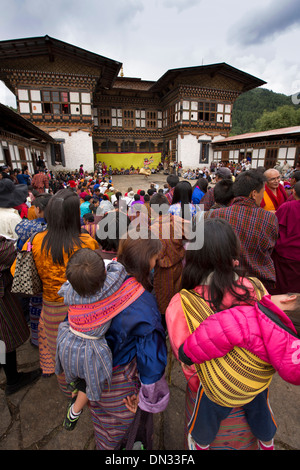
180 278 276 407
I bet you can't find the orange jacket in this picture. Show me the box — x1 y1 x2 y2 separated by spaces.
11 231 99 302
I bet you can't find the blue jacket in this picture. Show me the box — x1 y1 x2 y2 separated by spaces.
192 186 205 205
80 201 91 217
17 173 30 185
15 218 47 250
106 289 167 385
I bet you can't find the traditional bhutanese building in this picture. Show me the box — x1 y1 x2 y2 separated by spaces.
0 35 266 172
212 126 300 169
0 102 54 173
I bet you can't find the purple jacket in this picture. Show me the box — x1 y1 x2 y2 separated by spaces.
181 295 300 386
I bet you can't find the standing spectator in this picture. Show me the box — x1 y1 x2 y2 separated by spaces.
15 193 52 353
169 181 198 220
0 236 41 395
0 165 11 180
17 166 31 185
191 178 208 205
88 237 169 450
31 170 49 194
270 181 300 294
0 179 27 240
204 179 234 217
261 168 287 212
150 193 186 322
166 218 269 450
201 167 232 210
165 174 179 205
11 189 99 395
36 155 46 171
15 193 51 250
55 249 128 430
287 170 300 201
208 170 278 288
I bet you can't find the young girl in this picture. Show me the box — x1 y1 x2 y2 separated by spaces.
180 292 300 450
55 248 128 430
166 218 276 450
168 181 198 220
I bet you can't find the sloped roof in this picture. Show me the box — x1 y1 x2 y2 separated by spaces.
113 77 155 91
0 103 54 143
0 35 122 89
213 126 300 144
149 62 266 93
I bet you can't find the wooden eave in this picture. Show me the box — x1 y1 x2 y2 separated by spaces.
213 126 300 147
149 63 266 95
0 103 55 143
0 35 122 90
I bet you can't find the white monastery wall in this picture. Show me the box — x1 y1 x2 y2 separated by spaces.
48 130 94 173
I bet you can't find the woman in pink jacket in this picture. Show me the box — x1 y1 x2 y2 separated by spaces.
166 218 276 450
180 292 300 450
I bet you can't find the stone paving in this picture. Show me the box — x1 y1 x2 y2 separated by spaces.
0 338 299 451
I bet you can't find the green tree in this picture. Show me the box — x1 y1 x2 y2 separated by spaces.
231 88 295 135
252 105 300 131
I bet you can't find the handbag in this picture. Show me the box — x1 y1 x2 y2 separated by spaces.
120 407 153 450
11 233 42 296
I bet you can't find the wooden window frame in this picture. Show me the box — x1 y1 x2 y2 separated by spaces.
42 91 70 115
198 101 217 123
123 109 135 129
264 148 278 169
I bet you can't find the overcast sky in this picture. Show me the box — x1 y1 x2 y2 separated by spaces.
0 0 299 107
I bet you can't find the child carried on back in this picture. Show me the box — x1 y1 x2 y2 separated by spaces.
179 292 300 450
55 248 127 430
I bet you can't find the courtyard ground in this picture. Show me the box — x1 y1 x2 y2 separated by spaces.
101 171 191 194
0 338 298 451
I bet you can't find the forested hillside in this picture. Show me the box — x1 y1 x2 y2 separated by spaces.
231 88 298 135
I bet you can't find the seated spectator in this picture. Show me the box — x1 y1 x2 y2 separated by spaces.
80 195 92 217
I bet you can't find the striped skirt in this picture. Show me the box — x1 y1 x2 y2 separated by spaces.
29 294 43 347
185 384 259 450
88 359 140 450
0 288 29 353
38 309 55 375
39 299 70 396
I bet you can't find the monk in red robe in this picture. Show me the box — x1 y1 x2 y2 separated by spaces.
270 181 300 294
261 169 287 212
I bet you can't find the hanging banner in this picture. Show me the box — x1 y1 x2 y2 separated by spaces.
95 152 162 170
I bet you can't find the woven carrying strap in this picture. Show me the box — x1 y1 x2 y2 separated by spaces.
11 233 42 296
68 277 145 333
180 278 275 407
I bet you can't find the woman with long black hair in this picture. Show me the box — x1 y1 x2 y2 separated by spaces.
88 236 169 450
166 218 269 450
168 180 198 221
12 189 99 395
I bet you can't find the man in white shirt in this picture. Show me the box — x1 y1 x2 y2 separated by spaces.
0 179 28 240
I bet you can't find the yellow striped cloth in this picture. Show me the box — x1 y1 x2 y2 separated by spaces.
180 278 275 407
